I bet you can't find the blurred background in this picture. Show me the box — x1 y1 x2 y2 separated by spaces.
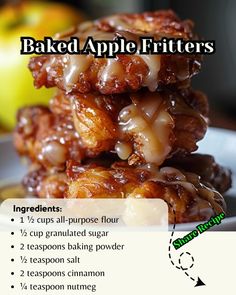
0 0 235 132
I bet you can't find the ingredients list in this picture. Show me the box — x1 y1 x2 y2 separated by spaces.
0 199 168 294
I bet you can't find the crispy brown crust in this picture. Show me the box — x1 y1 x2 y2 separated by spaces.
164 153 232 194
29 10 201 95
70 91 130 154
22 166 68 198
13 106 86 171
13 106 50 157
97 10 195 37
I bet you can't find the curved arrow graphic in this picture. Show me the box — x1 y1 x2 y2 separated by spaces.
168 204 205 287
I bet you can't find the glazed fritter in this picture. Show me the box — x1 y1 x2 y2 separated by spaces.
22 154 231 224
66 161 226 224
29 10 201 95
65 88 208 165
14 88 208 168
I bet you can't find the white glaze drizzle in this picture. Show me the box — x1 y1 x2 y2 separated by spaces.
100 58 124 85
139 54 161 91
141 164 196 195
118 92 174 165
115 141 133 160
63 54 93 91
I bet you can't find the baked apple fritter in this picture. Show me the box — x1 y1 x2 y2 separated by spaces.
29 10 201 95
61 88 208 165
21 154 230 224
66 161 227 224
14 88 208 168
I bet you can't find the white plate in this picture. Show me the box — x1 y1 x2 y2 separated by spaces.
0 128 235 231
0 135 27 182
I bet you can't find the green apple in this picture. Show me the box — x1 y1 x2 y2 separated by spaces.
0 1 85 130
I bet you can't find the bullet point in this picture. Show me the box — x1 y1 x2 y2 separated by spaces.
11 245 14 249
11 259 14 262
11 272 14 275
11 218 14 222
11 232 14 235
11 285 14 289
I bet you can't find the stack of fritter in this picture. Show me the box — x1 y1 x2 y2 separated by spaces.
14 10 231 223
